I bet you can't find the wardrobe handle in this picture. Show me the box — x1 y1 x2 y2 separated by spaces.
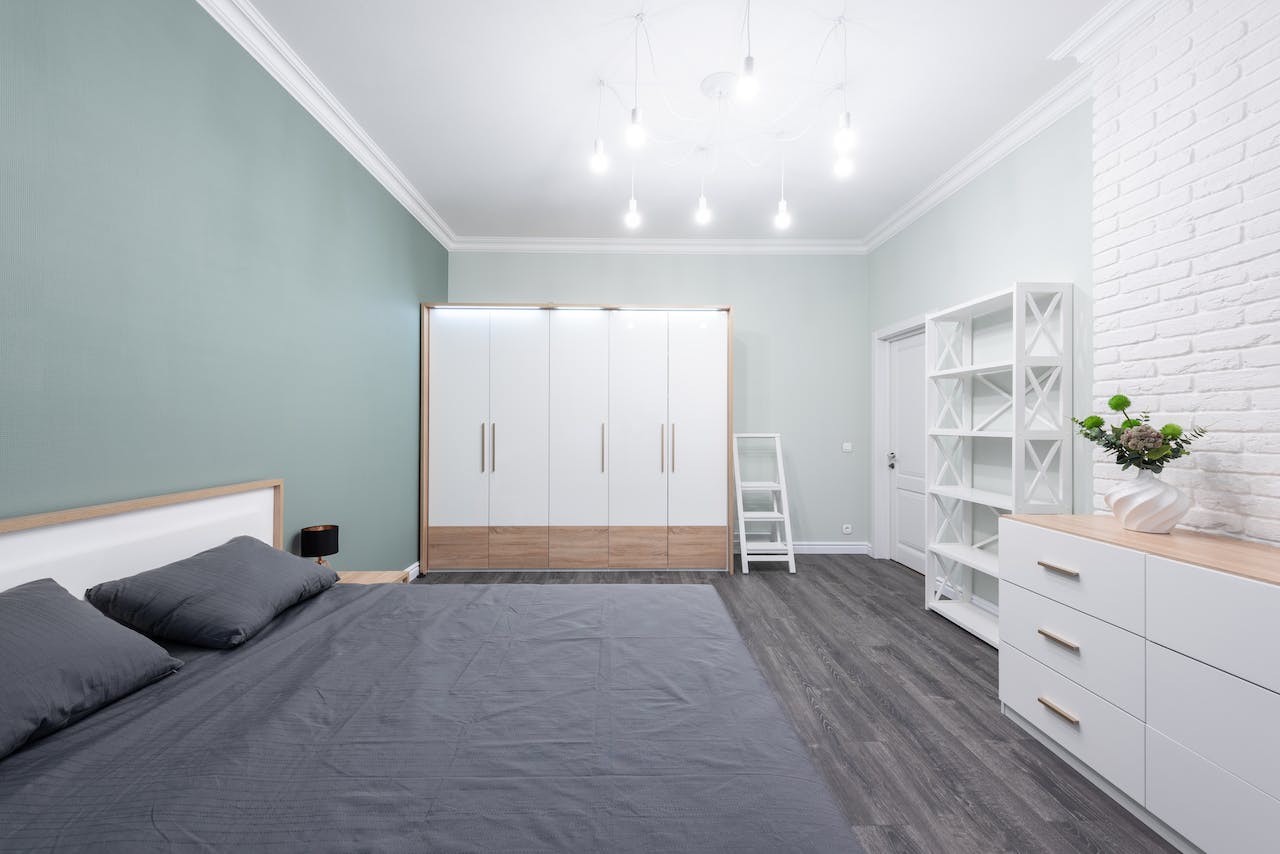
671 423 676 473
660 424 665 472
491 423 496 472
480 423 485 472
601 422 606 473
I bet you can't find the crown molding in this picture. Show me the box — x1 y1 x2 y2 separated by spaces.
1049 0 1164 64
861 64 1091 253
449 236 870 256
196 0 458 249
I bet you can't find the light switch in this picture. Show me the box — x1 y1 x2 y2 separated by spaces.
841 442 853 453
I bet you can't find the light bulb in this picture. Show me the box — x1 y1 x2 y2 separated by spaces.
834 111 856 152
694 194 712 225
589 138 608 174
833 156 854 179
736 55 758 101
623 197 641 229
625 107 645 148
773 199 791 230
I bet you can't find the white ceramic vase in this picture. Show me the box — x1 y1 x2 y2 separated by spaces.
1105 469 1192 533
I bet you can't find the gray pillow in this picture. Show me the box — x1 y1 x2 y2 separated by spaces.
0 578 182 760
86 536 338 649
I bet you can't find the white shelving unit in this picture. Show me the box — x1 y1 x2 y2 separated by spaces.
923 283 1073 647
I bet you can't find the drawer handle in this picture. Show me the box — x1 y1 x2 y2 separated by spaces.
1037 627 1080 652
1037 696 1080 726
1038 560 1080 578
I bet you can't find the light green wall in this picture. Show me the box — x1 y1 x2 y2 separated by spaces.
448 253 871 544
868 102 1095 515
0 0 447 570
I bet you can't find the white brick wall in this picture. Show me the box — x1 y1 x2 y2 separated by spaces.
1089 0 1280 543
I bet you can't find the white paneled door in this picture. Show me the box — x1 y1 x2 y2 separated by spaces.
608 310 669 526
889 330 927 572
667 310 728 526
549 309 609 525
427 309 490 526
488 309 549 526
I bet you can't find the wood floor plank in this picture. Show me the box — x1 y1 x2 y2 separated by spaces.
419 556 1175 853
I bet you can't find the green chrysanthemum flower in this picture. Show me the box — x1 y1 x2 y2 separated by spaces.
1108 394 1131 412
1161 423 1183 439
1081 415 1104 429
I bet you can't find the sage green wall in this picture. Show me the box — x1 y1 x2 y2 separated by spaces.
0 0 447 570
448 253 871 545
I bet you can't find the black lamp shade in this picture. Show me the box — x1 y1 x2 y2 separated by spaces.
300 524 339 558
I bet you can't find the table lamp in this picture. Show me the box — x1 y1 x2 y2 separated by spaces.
300 524 339 567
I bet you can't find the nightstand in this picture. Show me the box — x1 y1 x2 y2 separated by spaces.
335 570 410 585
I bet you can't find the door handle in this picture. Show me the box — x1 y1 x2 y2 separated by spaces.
601 422 606 473
660 423 665 472
480 422 485 472
491 423 496 472
671 423 676 473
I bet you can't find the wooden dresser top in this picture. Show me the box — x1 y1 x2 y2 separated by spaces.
1006 514 1280 587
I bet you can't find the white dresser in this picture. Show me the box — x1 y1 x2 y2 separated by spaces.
999 515 1280 854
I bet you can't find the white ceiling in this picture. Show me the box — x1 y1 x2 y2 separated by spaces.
246 0 1107 245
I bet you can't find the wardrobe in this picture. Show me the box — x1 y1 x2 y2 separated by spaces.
421 304 732 571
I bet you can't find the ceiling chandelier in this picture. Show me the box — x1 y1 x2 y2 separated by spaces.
587 2 857 233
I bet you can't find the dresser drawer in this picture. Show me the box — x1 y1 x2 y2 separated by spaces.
999 518 1145 633
1148 642 1280 801
999 581 1145 719
1147 556 1280 695
1147 727 1280 854
999 644 1144 802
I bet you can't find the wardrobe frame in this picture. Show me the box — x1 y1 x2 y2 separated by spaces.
419 303 735 574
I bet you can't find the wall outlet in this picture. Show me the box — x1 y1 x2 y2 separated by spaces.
841 523 853 535
841 441 853 453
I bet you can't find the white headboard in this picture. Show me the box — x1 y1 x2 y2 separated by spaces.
0 480 283 597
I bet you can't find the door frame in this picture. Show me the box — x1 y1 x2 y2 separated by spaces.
871 316 926 562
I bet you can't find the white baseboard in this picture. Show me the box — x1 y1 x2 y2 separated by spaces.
735 540 871 556
403 561 420 582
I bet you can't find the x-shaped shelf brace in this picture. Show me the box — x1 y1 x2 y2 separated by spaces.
1024 291 1064 358
933 435 966 488
973 372 1013 431
1023 439 1064 505
934 321 966 372
1025 366 1063 430
933 377 965 430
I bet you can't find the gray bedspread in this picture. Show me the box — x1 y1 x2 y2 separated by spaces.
0 584 860 853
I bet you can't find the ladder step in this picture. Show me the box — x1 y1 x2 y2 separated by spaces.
741 510 786 521
739 481 782 491
744 544 790 554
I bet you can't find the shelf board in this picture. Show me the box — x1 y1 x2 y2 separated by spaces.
928 485 1014 510
926 290 1014 323
927 599 999 647
741 510 786 521
929 361 1014 379
929 429 1014 438
929 543 1000 577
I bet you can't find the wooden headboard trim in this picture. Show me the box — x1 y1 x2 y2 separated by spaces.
0 480 285 548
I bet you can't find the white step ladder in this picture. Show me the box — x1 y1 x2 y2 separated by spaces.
732 433 796 574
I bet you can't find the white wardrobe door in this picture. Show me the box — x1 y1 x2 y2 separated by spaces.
667 310 728 525
428 309 490 526
608 310 668 526
549 309 609 525
488 309 550 526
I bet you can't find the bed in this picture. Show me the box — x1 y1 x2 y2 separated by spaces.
0 482 860 853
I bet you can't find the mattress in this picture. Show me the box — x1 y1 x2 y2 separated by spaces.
0 583 860 853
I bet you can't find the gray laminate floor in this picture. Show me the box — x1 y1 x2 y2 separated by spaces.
417 556 1174 854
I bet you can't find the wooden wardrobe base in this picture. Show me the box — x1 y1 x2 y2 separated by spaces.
426 525 727 570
